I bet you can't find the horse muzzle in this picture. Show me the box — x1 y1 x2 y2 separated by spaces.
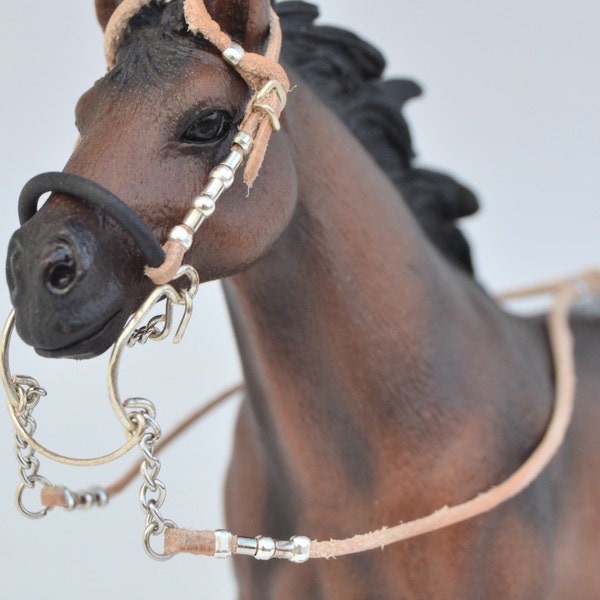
5 172 160 358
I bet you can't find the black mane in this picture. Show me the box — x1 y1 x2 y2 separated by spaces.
277 2 479 274
115 0 480 273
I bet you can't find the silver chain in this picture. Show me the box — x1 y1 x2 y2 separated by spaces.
127 314 168 347
125 399 176 561
12 376 53 519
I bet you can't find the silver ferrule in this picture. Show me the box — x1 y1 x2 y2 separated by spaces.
274 539 295 560
169 225 193 251
236 536 258 557
183 208 206 233
222 42 245 66
229 534 311 563
210 164 235 190
221 149 244 173
203 178 225 201
233 131 254 156
214 529 234 558
255 536 276 560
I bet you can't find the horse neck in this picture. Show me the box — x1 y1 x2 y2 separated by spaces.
222 84 550 495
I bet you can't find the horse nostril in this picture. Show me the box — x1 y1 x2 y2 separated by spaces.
44 244 81 294
6 247 22 294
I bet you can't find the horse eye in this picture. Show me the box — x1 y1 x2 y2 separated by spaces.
181 110 232 144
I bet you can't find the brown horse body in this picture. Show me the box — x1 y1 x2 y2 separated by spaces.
5 0 600 597
224 81 600 599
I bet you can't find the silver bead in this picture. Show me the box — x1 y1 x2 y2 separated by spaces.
214 530 233 558
80 491 95 509
193 195 216 217
93 488 109 507
63 488 77 511
222 43 245 67
169 225 193 251
255 536 276 560
183 208 206 232
233 131 254 156
290 536 311 563
221 149 244 173
210 164 235 189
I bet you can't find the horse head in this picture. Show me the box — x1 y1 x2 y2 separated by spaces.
6 0 297 358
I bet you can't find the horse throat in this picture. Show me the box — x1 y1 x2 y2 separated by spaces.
221 84 552 541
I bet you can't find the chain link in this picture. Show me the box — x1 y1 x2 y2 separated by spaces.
127 314 168 347
133 402 176 561
11 377 53 518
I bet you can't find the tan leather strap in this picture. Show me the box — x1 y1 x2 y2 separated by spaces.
40 270 600 560
157 270 599 559
104 0 290 284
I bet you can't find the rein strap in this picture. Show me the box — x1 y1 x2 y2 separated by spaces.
163 270 597 559
35 269 600 561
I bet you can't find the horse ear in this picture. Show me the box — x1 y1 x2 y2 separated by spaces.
206 0 272 52
95 0 122 31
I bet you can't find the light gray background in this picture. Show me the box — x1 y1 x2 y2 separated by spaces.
0 1 597 598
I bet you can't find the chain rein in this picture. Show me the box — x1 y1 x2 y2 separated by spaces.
13 377 51 518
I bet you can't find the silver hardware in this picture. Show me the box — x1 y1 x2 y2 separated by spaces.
289 536 311 563
95 487 109 507
168 225 193 251
16 475 52 519
193 195 216 217
212 531 311 563
182 208 206 233
210 164 235 189
221 149 244 172
274 538 295 559
63 488 77 510
144 519 176 562
203 178 225 201
9 374 53 519
233 131 254 156
236 536 258 556
255 536 276 560
62 487 109 510
128 313 170 347
136 400 176 561
253 80 288 131
222 42 245 66
214 529 234 558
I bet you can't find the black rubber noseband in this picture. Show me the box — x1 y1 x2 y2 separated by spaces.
18 172 166 268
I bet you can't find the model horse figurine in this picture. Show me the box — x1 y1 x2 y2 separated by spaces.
4 0 600 597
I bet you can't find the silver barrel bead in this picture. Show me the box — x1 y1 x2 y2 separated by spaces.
213 530 311 563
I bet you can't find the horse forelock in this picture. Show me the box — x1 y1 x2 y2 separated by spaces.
108 0 216 87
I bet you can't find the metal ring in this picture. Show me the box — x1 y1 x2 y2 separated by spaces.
16 475 53 519
143 519 177 561
108 266 199 430
1 266 199 467
1 309 146 467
